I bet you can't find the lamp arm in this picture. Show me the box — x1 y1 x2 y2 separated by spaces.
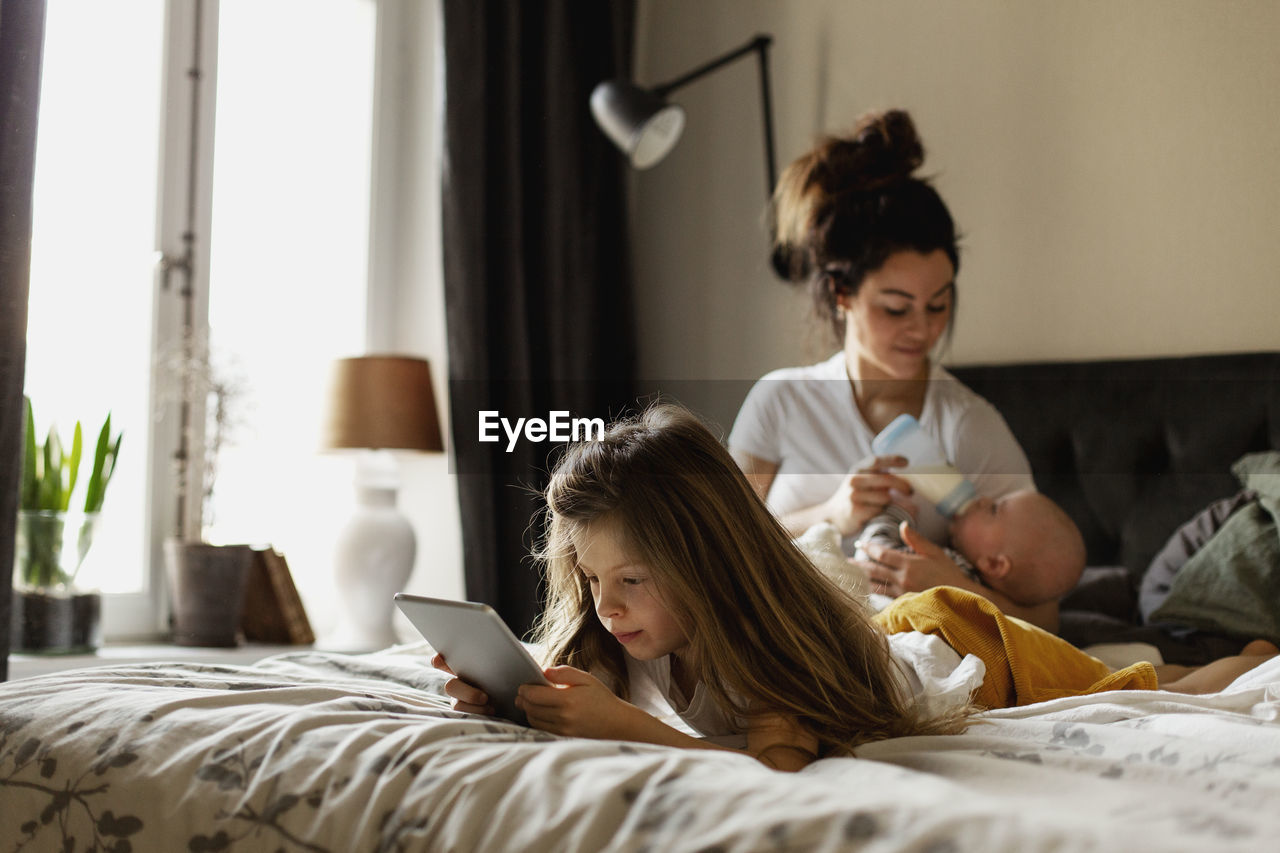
755 39 777 196
652 34 777 199
652 34 771 97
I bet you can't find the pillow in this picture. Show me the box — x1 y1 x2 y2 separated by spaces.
1138 490 1258 621
1146 452 1280 644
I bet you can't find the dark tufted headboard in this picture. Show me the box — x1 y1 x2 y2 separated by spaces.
950 352 1280 585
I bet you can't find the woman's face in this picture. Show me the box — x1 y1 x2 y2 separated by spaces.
839 249 955 381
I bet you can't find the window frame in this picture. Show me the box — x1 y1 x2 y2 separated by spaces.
111 0 393 639
91 0 220 639
41 0 399 641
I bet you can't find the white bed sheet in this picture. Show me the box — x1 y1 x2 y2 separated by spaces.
1 645 1278 852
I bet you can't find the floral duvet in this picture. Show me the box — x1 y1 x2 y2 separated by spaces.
3 645 1280 852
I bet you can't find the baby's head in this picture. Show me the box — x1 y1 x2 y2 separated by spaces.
948 490 1085 607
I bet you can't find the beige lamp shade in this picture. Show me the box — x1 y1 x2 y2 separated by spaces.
321 356 444 452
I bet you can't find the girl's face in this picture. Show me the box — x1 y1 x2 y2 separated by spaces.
839 249 954 381
571 518 690 663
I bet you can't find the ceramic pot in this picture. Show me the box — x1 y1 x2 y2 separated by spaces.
164 540 253 647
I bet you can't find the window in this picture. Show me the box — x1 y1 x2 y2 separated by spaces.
26 0 378 639
26 0 166 625
203 1 376 632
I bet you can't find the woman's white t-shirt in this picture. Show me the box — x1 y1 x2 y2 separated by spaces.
729 352 1034 549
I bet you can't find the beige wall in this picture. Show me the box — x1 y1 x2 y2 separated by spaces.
630 0 1280 400
398 1 1279 603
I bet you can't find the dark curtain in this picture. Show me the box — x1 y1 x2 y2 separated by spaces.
441 0 637 637
0 0 48 680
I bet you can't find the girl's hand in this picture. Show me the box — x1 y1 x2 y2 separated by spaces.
431 652 495 716
517 666 644 740
821 455 914 537
859 522 969 597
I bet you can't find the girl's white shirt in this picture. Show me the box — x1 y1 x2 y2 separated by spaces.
625 654 748 747
623 633 985 749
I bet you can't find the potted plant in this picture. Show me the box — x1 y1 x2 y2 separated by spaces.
158 330 254 647
13 397 122 653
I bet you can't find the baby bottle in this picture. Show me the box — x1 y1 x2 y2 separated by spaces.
870 414 977 519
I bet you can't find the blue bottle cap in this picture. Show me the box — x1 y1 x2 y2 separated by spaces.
935 478 978 519
870 414 921 456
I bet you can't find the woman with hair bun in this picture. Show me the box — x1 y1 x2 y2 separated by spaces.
729 109 1043 625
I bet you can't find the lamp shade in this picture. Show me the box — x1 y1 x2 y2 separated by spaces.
590 80 685 169
321 356 444 452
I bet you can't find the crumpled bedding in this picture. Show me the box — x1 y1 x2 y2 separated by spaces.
1149 451 1280 643
3 645 1280 852
876 586 1158 708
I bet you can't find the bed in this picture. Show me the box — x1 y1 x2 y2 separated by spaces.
3 351 1279 851
2 646 1280 852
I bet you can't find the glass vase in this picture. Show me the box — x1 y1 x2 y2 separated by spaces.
11 510 103 654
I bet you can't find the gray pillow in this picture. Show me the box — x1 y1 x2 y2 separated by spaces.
1146 452 1280 644
1139 490 1257 622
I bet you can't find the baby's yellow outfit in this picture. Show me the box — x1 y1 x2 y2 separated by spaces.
874 586 1158 709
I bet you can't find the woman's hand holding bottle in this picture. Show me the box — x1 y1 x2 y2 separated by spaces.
820 454 913 537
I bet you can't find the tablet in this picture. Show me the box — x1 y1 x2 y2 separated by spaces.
394 593 551 725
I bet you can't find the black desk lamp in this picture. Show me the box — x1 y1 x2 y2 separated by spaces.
590 34 777 198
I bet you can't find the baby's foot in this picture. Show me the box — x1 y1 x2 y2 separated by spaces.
1240 639 1279 656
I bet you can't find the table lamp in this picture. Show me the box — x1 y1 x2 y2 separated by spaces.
321 355 444 650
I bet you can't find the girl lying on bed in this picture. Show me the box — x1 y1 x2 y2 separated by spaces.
434 404 1278 772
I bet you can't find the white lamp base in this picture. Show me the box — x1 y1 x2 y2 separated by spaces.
325 451 415 652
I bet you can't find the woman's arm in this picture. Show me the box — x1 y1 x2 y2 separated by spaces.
732 449 779 505
732 448 913 539
515 666 819 771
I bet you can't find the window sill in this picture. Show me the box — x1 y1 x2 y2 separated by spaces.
7 642 306 681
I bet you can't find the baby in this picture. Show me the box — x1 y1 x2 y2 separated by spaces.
944 490 1086 609
806 489 1085 631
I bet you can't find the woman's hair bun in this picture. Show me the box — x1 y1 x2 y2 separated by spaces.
769 108 935 283
838 109 925 191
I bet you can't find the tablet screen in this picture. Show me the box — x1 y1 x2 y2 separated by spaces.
395 593 550 725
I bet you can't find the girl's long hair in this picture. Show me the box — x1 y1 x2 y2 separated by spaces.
532 403 969 756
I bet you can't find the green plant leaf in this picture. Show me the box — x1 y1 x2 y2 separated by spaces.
84 413 121 513
65 421 83 511
85 416 109 512
22 397 38 510
107 432 122 482
40 427 62 511
100 431 123 507
22 404 122 516
53 427 71 511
